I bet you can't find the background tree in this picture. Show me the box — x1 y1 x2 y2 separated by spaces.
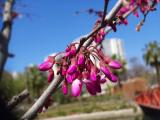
25 65 47 100
143 41 160 84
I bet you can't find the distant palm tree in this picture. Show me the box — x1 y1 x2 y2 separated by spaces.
143 41 160 84
25 65 47 100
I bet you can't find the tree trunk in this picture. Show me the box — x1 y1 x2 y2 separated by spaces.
0 0 14 80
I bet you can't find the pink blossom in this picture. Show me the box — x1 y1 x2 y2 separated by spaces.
77 54 85 65
70 45 76 56
85 81 97 95
71 79 82 97
99 28 105 36
95 35 103 43
108 60 122 69
67 64 77 74
94 80 101 93
110 74 118 82
66 74 74 83
38 61 53 71
90 67 97 81
48 69 54 83
62 81 68 95
100 64 112 80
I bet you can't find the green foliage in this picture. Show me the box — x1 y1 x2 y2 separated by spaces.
0 71 25 101
0 71 15 101
24 65 47 99
143 41 160 66
143 41 160 84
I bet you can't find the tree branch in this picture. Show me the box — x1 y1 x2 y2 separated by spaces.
101 0 109 26
7 89 29 110
21 65 63 120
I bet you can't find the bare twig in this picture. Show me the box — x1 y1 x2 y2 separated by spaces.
136 1 157 32
7 89 29 110
84 0 123 48
101 0 109 26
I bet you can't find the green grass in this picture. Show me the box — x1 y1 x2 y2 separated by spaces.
39 93 134 119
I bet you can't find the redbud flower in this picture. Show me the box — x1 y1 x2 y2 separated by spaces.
62 81 68 95
71 79 82 97
108 60 122 69
133 11 139 17
77 54 85 65
110 74 118 82
99 28 105 36
85 81 97 95
70 45 76 56
67 65 77 74
66 74 74 83
38 61 53 71
100 64 112 80
95 35 103 43
48 69 54 83
90 67 97 81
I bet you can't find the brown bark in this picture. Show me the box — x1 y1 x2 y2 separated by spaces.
0 0 14 80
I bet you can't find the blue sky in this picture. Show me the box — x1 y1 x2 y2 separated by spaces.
5 0 160 72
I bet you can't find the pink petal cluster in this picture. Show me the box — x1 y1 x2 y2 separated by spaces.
93 28 105 43
39 41 122 97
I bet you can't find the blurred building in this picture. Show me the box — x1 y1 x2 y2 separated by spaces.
102 38 125 60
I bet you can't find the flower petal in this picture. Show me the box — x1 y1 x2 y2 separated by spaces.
108 60 122 69
62 81 68 95
38 61 53 71
71 79 82 97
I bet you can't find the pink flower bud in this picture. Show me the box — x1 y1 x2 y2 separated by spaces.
133 11 139 18
66 72 78 83
67 65 77 74
65 52 70 57
95 35 103 43
90 67 97 81
70 45 76 56
66 74 73 83
110 74 118 82
62 81 68 95
100 65 112 80
94 80 101 93
90 71 97 81
85 81 97 95
48 69 54 83
71 79 82 97
78 54 85 65
65 46 70 52
38 61 53 71
82 71 89 79
108 60 122 69
99 28 105 36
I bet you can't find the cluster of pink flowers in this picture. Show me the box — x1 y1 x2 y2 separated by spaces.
117 0 160 25
39 40 122 97
37 0 160 103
